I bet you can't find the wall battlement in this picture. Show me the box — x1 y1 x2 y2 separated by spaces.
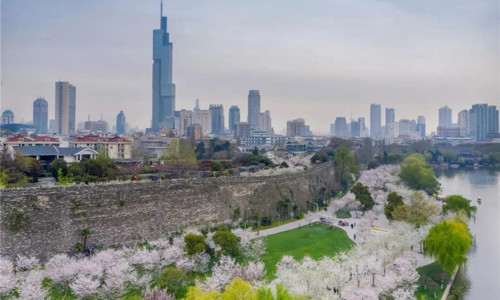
0 162 338 260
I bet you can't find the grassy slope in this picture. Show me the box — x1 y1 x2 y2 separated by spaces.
261 223 354 278
415 261 450 300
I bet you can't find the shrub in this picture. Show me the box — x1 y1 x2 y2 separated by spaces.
184 234 206 255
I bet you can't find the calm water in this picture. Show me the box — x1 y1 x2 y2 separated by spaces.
436 168 500 299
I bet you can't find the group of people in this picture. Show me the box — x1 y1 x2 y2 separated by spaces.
338 220 356 228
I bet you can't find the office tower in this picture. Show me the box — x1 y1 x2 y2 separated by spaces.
234 122 251 139
186 124 202 141
152 2 176 132
55 81 76 135
1 110 14 124
417 116 426 137
286 118 305 137
330 123 335 136
351 120 360 137
84 119 108 133
398 119 411 136
193 109 212 135
334 117 348 137
386 122 399 138
33 98 48 134
438 106 452 127
457 110 469 137
209 105 224 135
487 105 499 137
49 119 55 133
228 106 240 132
178 110 193 136
258 110 272 133
469 104 487 141
247 90 261 129
358 117 366 137
116 111 126 134
385 108 395 135
370 104 382 138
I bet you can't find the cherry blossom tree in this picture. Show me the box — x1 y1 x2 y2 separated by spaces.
69 274 100 297
0 257 15 295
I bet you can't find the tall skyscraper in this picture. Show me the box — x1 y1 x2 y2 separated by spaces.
152 2 176 132
469 104 487 141
334 117 348 137
385 108 395 136
417 116 426 137
487 105 499 137
116 111 126 134
286 118 305 137
258 110 272 133
370 104 382 138
55 81 76 136
209 105 224 135
49 119 55 133
457 110 469 136
350 120 360 137
438 106 452 128
247 90 261 129
228 106 240 132
33 98 48 134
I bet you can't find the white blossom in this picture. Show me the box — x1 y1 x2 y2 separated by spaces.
70 274 100 297
15 255 39 272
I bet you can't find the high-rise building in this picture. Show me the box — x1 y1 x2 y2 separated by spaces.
84 119 108 133
334 117 348 137
178 110 193 136
209 105 224 135
247 90 261 129
330 123 335 136
438 106 452 128
234 122 251 139
350 120 360 137
417 116 426 137
469 104 487 141
358 117 367 137
55 81 76 136
286 118 305 137
116 111 126 134
186 124 202 141
385 108 395 135
386 122 399 138
193 109 211 135
457 110 469 137
258 110 272 133
33 98 48 134
228 106 240 132
487 105 499 137
398 119 411 137
1 110 14 124
370 104 382 138
49 119 55 133
152 2 176 132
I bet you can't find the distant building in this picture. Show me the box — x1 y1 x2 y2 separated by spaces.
469 104 488 141
258 110 272 133
84 119 108 133
386 122 399 138
33 98 48 134
457 110 469 137
438 106 452 128
55 81 76 135
350 120 360 137
135 135 176 158
398 119 412 137
334 117 348 137
13 146 98 169
152 3 176 132
242 132 287 147
116 111 126 134
329 123 335 136
417 116 426 138
228 106 240 132
437 125 461 137
187 124 202 141
234 122 251 139
70 135 132 159
487 105 499 137
192 109 212 135
178 110 193 136
209 105 224 135
358 117 367 137
286 118 305 137
2 110 15 124
385 108 395 135
370 104 382 138
3 135 60 148
49 119 55 134
304 125 313 137
247 90 261 129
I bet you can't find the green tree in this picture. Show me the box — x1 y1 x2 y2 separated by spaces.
220 278 257 300
195 142 206 160
157 267 189 298
80 228 91 254
399 153 440 195
350 182 374 212
310 151 328 164
50 158 68 178
443 195 477 218
213 228 242 259
184 234 207 255
184 287 220 300
334 146 359 186
423 219 472 274
384 191 404 220
393 191 440 226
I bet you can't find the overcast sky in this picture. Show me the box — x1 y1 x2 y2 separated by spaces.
2 0 499 134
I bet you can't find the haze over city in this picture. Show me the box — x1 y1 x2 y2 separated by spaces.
2 0 498 133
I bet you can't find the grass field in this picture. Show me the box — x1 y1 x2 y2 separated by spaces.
415 261 450 300
261 223 354 278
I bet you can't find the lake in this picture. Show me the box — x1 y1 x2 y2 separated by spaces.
436 168 500 299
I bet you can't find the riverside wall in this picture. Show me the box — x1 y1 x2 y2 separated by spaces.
0 162 339 260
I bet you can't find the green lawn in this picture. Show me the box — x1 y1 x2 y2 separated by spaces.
415 261 450 300
261 223 354 279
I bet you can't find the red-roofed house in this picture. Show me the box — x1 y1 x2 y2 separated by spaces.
69 135 132 159
3 135 61 147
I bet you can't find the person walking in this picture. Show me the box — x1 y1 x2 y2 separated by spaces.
353 233 356 241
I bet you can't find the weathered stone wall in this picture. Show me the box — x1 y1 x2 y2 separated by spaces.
0 162 338 260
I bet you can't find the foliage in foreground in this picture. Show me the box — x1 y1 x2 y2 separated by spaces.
442 195 476 219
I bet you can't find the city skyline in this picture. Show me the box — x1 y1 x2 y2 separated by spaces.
2 0 499 134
